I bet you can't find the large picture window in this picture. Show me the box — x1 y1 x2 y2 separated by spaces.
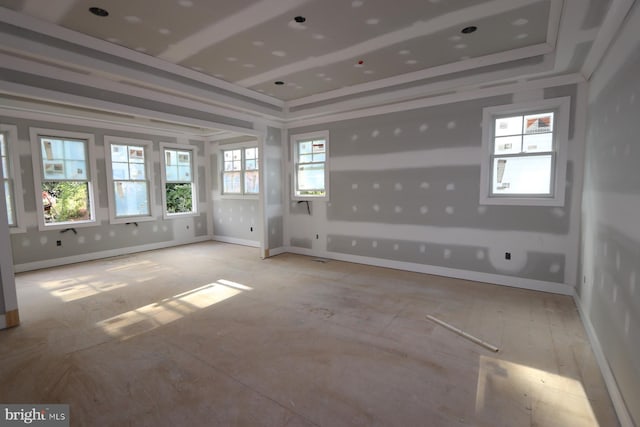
105 137 153 222
222 147 259 195
480 98 569 206
30 128 96 229
291 131 329 200
161 143 196 216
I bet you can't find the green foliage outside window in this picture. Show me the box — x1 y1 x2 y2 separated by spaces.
42 181 90 223
165 183 193 214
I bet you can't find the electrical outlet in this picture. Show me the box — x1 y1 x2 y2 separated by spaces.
250 226 254 232
56 240 62 247
316 234 319 239
505 252 511 260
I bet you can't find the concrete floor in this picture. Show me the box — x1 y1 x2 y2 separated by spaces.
0 242 619 426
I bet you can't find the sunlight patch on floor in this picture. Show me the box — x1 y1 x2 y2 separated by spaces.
476 355 599 426
96 280 251 340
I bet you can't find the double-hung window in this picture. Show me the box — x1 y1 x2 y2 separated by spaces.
30 128 96 229
222 147 259 195
105 137 153 222
480 98 569 206
161 143 196 216
291 131 329 199
0 129 15 227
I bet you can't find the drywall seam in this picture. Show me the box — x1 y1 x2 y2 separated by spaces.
573 292 634 427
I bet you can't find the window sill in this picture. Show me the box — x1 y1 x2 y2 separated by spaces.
163 211 199 220
479 195 564 207
220 194 259 200
38 219 98 232
109 215 156 225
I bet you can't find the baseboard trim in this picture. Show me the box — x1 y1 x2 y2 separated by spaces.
266 247 286 257
573 292 634 427
282 246 573 295
14 236 211 273
212 235 260 248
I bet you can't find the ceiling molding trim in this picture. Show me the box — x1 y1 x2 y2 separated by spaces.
284 73 584 129
581 0 636 80
0 6 284 108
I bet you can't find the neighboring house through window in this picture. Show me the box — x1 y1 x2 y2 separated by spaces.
480 97 569 206
291 131 329 200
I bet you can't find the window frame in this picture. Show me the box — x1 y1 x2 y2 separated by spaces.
291 130 330 201
105 136 155 224
30 127 98 231
479 97 569 206
1 124 26 233
220 143 260 199
160 141 198 219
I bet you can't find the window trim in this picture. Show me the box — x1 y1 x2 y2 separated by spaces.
160 141 198 219
1 124 26 233
29 127 98 231
479 97 569 206
220 142 260 199
291 130 330 201
104 136 155 224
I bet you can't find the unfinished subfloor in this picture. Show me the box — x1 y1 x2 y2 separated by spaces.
0 242 619 426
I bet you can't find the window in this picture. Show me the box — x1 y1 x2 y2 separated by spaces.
0 131 15 226
291 131 329 199
1 125 25 232
30 128 96 229
105 137 153 223
480 98 569 206
222 147 259 195
161 143 196 217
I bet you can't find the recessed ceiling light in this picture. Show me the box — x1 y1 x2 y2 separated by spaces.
274 81 285 85
89 7 109 17
294 16 306 23
461 26 477 34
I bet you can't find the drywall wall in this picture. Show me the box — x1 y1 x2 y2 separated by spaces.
265 126 284 252
211 140 261 246
1 115 210 271
286 84 585 293
580 3 640 425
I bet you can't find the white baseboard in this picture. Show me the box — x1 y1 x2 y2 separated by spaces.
282 246 574 295
573 292 634 427
14 236 211 273
267 247 286 256
213 235 260 248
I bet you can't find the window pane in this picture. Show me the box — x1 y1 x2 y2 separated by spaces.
42 181 91 223
523 133 553 153
223 172 241 193
299 154 312 164
1 157 9 179
524 112 554 134
312 153 326 162
492 155 552 195
114 181 149 217
165 183 193 213
232 160 241 171
245 147 256 159
495 116 523 137
494 136 522 154
128 146 145 163
41 139 64 160
64 140 85 160
4 180 14 226
65 160 87 179
246 159 256 170
177 151 191 165
232 149 241 160
177 166 191 181
129 163 146 180
224 161 234 171
245 170 259 194
111 144 128 162
224 150 233 161
165 150 176 166
312 141 326 153
166 164 179 181
297 164 325 191
112 162 129 180
43 161 66 179
298 141 312 155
